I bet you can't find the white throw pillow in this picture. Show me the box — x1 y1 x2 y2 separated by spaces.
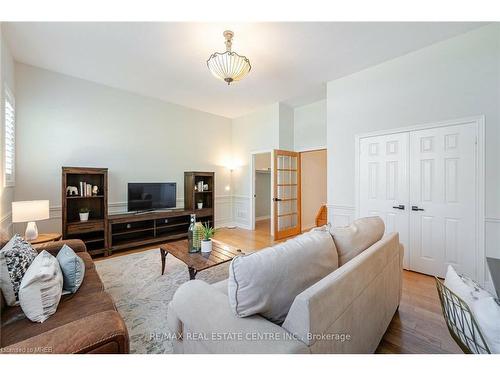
471 297 500 353
444 265 491 306
444 265 500 353
227 228 338 324
330 216 385 266
19 250 63 323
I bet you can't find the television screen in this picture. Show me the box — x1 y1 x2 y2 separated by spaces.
128 183 176 212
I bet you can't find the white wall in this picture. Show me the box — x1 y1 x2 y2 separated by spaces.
294 99 326 151
231 104 279 228
10 59 328 235
278 103 294 150
231 102 306 228
0 25 15 236
14 63 234 232
327 25 500 263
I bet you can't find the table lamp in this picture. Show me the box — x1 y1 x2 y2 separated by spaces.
12 200 50 241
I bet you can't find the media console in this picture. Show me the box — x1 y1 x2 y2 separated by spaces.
62 169 215 257
107 207 214 256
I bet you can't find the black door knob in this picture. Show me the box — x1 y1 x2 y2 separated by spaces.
411 206 424 211
392 205 405 210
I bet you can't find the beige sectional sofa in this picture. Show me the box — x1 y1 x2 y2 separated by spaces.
168 220 403 354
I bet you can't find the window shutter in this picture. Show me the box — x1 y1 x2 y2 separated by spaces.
4 87 15 187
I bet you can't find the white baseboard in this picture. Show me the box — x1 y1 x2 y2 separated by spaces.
256 215 270 221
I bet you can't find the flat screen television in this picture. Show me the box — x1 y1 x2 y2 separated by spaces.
128 182 176 212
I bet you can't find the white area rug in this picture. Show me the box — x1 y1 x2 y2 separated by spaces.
95 248 229 353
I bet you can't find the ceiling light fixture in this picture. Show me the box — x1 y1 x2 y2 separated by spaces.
207 30 251 85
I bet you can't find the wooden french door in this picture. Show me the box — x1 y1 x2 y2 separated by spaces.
273 150 301 240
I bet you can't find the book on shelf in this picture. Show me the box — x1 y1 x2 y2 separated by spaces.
79 181 89 197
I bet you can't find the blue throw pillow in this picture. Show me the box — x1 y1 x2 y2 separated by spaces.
56 244 85 293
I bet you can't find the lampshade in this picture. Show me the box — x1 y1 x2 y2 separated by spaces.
207 30 251 85
12 200 50 223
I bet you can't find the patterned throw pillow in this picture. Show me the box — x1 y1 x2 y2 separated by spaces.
0 234 38 306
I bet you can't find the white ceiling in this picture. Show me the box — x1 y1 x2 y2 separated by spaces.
4 22 486 118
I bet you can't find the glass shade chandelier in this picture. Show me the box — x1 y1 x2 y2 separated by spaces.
207 30 251 85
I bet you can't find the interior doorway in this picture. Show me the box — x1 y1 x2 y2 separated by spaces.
300 149 327 231
252 152 272 235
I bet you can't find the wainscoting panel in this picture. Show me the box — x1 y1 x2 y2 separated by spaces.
485 217 500 294
214 195 233 228
1 212 12 237
232 195 251 230
327 204 356 228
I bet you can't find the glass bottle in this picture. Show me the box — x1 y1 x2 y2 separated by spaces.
188 214 196 253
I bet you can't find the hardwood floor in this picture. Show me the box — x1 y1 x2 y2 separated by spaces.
376 271 461 354
215 219 275 251
97 221 462 354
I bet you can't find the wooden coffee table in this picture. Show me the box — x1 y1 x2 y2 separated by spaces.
160 239 243 279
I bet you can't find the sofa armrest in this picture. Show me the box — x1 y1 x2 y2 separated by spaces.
1 311 129 354
34 239 87 256
282 233 402 353
168 280 309 354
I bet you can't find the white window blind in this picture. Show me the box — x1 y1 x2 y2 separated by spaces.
4 87 15 186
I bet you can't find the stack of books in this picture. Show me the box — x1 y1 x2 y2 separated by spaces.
79 181 95 197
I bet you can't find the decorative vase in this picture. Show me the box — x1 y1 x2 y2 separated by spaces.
79 212 89 222
201 239 212 253
197 202 203 209
188 214 196 252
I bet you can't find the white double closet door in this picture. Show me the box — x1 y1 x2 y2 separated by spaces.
359 123 477 278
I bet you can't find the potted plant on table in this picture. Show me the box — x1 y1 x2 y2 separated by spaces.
200 223 216 253
79 208 90 222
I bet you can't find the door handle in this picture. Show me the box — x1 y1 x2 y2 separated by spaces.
411 206 424 211
392 205 405 210
273 198 282 202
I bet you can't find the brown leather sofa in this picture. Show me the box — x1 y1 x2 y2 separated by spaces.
0 239 129 354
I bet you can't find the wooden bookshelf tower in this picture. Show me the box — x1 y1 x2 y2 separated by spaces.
184 171 215 227
62 167 108 256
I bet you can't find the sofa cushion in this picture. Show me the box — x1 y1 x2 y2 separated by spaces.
0 234 38 306
227 228 338 324
57 245 85 294
19 250 64 323
212 279 228 296
330 216 385 266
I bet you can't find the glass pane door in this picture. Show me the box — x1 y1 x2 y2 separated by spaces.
273 150 301 239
